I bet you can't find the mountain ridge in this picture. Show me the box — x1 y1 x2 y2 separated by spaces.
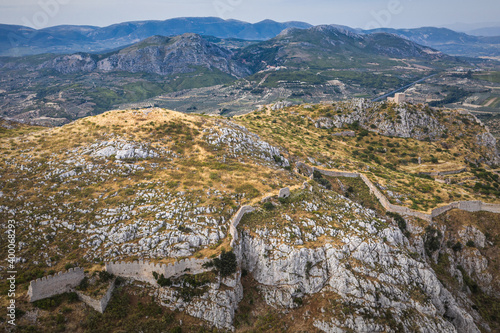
0 27 467 124
0 17 313 56
36 34 251 78
2 18 500 58
363 26 500 57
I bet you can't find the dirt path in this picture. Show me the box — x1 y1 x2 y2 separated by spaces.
485 97 498 107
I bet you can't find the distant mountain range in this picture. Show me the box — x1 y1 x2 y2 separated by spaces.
0 25 464 124
0 17 312 56
237 25 451 73
27 26 453 77
37 34 251 78
1 17 500 58
468 26 500 37
365 27 500 58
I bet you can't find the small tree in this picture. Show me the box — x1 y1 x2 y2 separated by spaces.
204 250 237 277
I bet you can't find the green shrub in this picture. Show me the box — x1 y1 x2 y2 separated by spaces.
451 242 463 252
466 240 476 248
235 184 260 199
203 250 237 277
77 277 89 291
209 172 220 181
263 202 275 211
424 226 442 256
387 212 407 234
98 271 114 282
457 265 479 293
153 272 172 287
313 171 331 190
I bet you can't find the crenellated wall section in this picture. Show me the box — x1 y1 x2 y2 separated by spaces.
28 268 85 302
105 258 211 285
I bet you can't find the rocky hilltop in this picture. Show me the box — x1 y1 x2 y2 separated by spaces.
0 102 499 332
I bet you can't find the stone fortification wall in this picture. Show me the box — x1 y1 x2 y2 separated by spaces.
76 279 116 313
312 167 359 178
229 205 255 247
419 168 467 177
28 268 85 302
105 259 210 285
106 204 256 285
482 202 500 213
304 163 500 222
429 201 500 217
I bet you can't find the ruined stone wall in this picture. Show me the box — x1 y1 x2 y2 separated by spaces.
76 279 116 313
230 206 255 247
105 259 210 285
359 173 433 221
312 167 360 178
295 162 313 176
482 202 500 213
429 203 460 218
419 168 467 177
308 164 500 221
28 268 84 302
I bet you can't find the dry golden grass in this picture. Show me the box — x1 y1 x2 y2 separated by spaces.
235 104 500 211
403 161 466 174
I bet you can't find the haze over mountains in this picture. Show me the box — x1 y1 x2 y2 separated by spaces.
468 26 500 37
1 16 500 128
0 24 465 124
366 27 500 58
0 18 312 56
1 17 500 58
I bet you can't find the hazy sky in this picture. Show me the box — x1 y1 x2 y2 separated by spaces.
1 0 499 31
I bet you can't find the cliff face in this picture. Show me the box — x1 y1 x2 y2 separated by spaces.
235 188 480 333
140 181 492 332
39 53 98 74
475 132 500 165
96 34 250 78
158 273 243 330
116 186 484 332
39 34 251 78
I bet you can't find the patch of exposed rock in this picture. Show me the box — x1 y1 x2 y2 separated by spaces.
158 273 243 330
40 34 251 78
315 100 446 141
238 192 480 333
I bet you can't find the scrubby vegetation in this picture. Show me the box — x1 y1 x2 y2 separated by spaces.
2 101 500 332
203 250 238 277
